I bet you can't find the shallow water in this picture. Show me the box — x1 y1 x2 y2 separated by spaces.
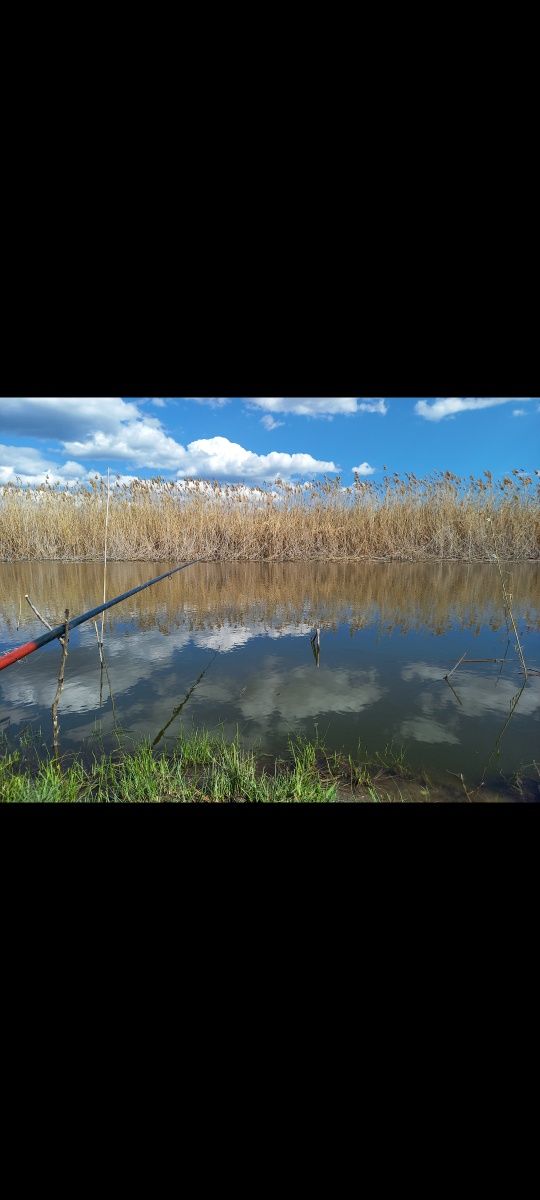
1 561 539 796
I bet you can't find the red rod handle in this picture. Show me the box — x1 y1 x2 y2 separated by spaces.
0 640 40 670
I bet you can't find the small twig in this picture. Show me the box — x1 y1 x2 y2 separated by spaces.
16 597 22 631
25 594 66 647
455 658 506 664
495 637 511 687
25 594 53 631
51 610 70 759
152 651 219 748
446 769 484 803
93 620 104 666
444 651 467 680
489 520 528 681
480 682 527 783
93 620 118 726
93 620 105 708
443 675 463 706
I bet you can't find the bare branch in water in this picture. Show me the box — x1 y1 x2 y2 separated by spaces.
444 652 467 680
489 520 528 681
52 610 70 759
25 594 66 647
152 652 219 747
443 675 463 706
93 620 118 726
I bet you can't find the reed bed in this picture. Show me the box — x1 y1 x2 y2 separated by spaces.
0 470 539 563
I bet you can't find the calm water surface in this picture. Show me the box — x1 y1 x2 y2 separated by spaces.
1 561 539 795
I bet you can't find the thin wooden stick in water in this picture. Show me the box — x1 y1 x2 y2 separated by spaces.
99 467 110 649
25 594 66 647
16 597 22 631
443 675 463 706
444 652 467 680
25 594 53 631
93 621 118 726
52 609 70 758
489 519 528 682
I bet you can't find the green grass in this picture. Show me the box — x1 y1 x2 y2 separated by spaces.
0 728 414 804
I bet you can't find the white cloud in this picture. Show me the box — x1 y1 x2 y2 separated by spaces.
247 398 387 418
1 398 190 473
61 426 337 481
357 400 388 414
174 437 337 481
63 421 187 468
184 397 231 408
415 398 532 421
150 398 166 408
261 415 284 431
0 397 140 439
0 398 342 484
0 443 86 487
352 462 376 475
512 408 526 417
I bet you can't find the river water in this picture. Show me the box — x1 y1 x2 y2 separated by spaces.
1 561 539 796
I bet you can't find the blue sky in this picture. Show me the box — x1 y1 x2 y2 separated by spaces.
0 397 538 486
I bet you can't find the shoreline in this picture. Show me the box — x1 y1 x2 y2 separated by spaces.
1 731 537 803
1 555 539 564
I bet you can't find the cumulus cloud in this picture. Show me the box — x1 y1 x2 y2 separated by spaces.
0 398 338 484
352 462 376 475
174 437 337 481
63 420 187 468
0 443 86 487
415 398 532 421
512 408 526 417
261 415 284 431
62 424 337 480
0 397 140 439
247 398 387 418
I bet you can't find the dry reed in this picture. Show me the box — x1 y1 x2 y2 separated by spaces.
0 470 538 563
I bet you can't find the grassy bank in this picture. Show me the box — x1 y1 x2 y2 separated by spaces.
0 471 539 561
0 729 441 803
1 728 533 803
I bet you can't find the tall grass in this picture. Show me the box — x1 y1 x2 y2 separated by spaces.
2 726 528 802
0 729 452 803
0 469 539 562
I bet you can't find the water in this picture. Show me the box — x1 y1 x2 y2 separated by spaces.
1 561 539 796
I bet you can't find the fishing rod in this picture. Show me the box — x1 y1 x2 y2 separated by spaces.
0 559 202 673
